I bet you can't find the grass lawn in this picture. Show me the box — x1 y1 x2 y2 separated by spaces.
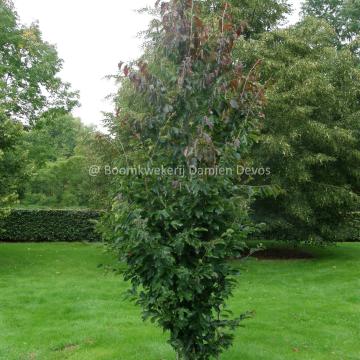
0 242 359 360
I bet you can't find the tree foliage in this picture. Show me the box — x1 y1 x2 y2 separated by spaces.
101 1 265 359
0 0 78 124
0 0 79 218
21 113 116 209
219 0 290 38
238 17 360 243
0 110 24 220
302 0 360 43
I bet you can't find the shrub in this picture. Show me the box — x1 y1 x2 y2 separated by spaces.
0 209 101 242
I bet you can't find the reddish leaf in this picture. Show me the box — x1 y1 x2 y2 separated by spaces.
194 16 203 29
223 23 233 32
230 79 239 90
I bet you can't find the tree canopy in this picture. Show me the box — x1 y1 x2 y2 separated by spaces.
0 0 78 124
239 17 360 243
21 112 116 209
0 0 79 217
302 0 360 43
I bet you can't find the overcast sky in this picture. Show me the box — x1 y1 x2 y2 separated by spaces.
13 0 303 130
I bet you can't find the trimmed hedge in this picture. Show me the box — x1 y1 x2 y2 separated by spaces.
0 209 102 242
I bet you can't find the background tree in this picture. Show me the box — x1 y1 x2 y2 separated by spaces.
238 17 360 243
21 113 116 209
0 0 79 216
226 0 290 37
0 0 78 124
0 111 25 222
22 112 84 167
75 130 119 208
302 0 360 43
101 1 265 359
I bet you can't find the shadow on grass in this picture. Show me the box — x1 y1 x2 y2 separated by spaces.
246 240 359 261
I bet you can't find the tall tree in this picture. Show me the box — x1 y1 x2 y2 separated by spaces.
0 0 78 216
302 0 360 43
219 0 290 38
0 111 24 221
101 1 265 359
22 112 84 167
21 113 115 209
0 0 78 124
238 17 360 243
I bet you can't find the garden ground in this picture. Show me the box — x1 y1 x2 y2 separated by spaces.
0 242 359 360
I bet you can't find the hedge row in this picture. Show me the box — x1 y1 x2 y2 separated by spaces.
0 209 102 242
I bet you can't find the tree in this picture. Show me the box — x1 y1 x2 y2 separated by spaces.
218 0 290 38
21 113 115 209
0 0 78 124
0 0 78 218
238 17 360 243
0 111 25 221
22 112 84 167
0 0 78 217
302 0 360 43
75 131 120 208
101 1 265 359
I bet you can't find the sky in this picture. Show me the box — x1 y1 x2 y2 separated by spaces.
13 0 303 130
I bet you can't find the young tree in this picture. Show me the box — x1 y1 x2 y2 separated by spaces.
238 17 360 243
102 1 265 358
